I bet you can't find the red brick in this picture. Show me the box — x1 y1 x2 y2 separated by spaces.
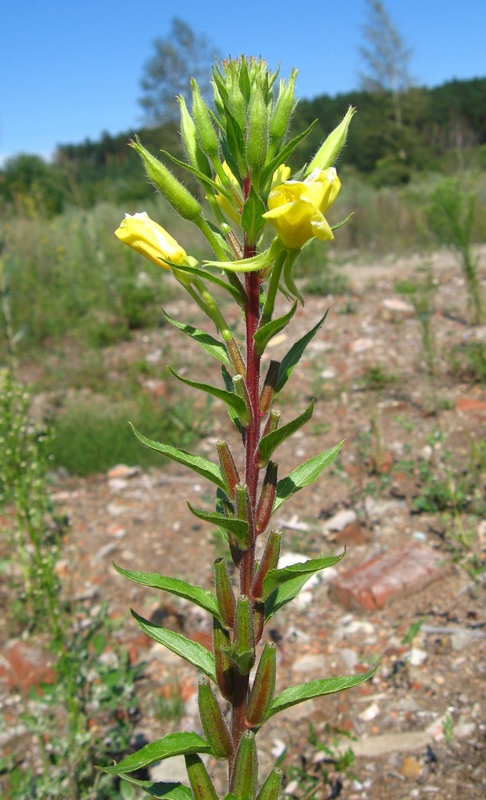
335 522 367 546
329 541 447 612
455 396 486 414
0 641 57 693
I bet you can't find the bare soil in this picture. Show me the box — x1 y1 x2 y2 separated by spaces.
1 247 485 799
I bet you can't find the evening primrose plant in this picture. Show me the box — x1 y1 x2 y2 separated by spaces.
104 57 371 800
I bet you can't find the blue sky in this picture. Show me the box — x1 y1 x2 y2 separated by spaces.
1 0 485 164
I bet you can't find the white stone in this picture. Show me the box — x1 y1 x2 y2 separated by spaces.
358 701 380 721
407 648 428 666
323 509 357 532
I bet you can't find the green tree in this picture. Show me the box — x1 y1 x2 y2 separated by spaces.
139 18 219 124
359 0 412 128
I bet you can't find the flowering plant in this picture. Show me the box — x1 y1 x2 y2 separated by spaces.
103 57 372 800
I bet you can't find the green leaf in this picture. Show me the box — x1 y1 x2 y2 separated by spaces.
118 776 193 799
276 312 328 393
266 669 377 719
187 504 249 548
169 262 244 304
132 610 216 681
260 121 317 190
162 311 230 366
241 186 266 243
100 731 212 774
263 552 345 599
130 425 226 492
113 565 220 621
254 302 297 356
169 369 247 419
204 246 274 274
258 401 314 466
273 441 344 513
221 645 255 675
221 365 243 433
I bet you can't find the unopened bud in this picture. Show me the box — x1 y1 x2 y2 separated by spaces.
232 375 252 426
198 677 233 760
259 361 280 415
232 595 255 675
192 79 220 161
246 86 269 181
185 753 219 800
305 106 356 174
230 730 258 800
246 643 277 727
178 95 212 178
214 558 236 630
213 619 234 701
255 462 278 536
256 769 284 800
130 137 202 221
269 68 298 147
216 440 240 495
251 529 282 600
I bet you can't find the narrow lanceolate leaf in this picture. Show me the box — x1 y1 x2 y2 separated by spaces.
266 669 377 719
131 610 216 682
258 401 314 467
162 310 231 366
275 311 329 394
273 441 344 513
99 731 212 774
169 368 248 419
114 565 220 621
264 572 321 622
130 425 226 492
118 774 194 799
187 504 249 549
262 552 345 599
253 302 297 356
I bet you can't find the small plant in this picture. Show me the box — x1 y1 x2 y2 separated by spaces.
425 179 484 324
100 58 374 799
360 363 397 391
449 340 486 384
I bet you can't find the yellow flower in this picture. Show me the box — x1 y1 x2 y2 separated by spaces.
262 167 341 249
115 212 186 267
214 162 243 224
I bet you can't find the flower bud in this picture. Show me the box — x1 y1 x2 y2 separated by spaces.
192 79 220 161
130 138 202 221
230 730 258 800
177 95 212 178
246 643 277 727
269 69 298 147
255 463 278 536
232 375 252 426
256 769 284 800
305 106 356 174
214 558 236 630
185 753 219 800
246 86 269 181
197 677 233 760
251 529 282 600
216 440 241 496
259 360 280 415
115 212 186 267
232 595 255 675
213 619 234 701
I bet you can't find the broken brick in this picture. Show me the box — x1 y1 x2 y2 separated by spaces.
329 541 447 612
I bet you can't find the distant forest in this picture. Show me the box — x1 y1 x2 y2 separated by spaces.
1 77 485 216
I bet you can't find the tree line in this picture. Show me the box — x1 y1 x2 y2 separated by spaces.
1 75 485 218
